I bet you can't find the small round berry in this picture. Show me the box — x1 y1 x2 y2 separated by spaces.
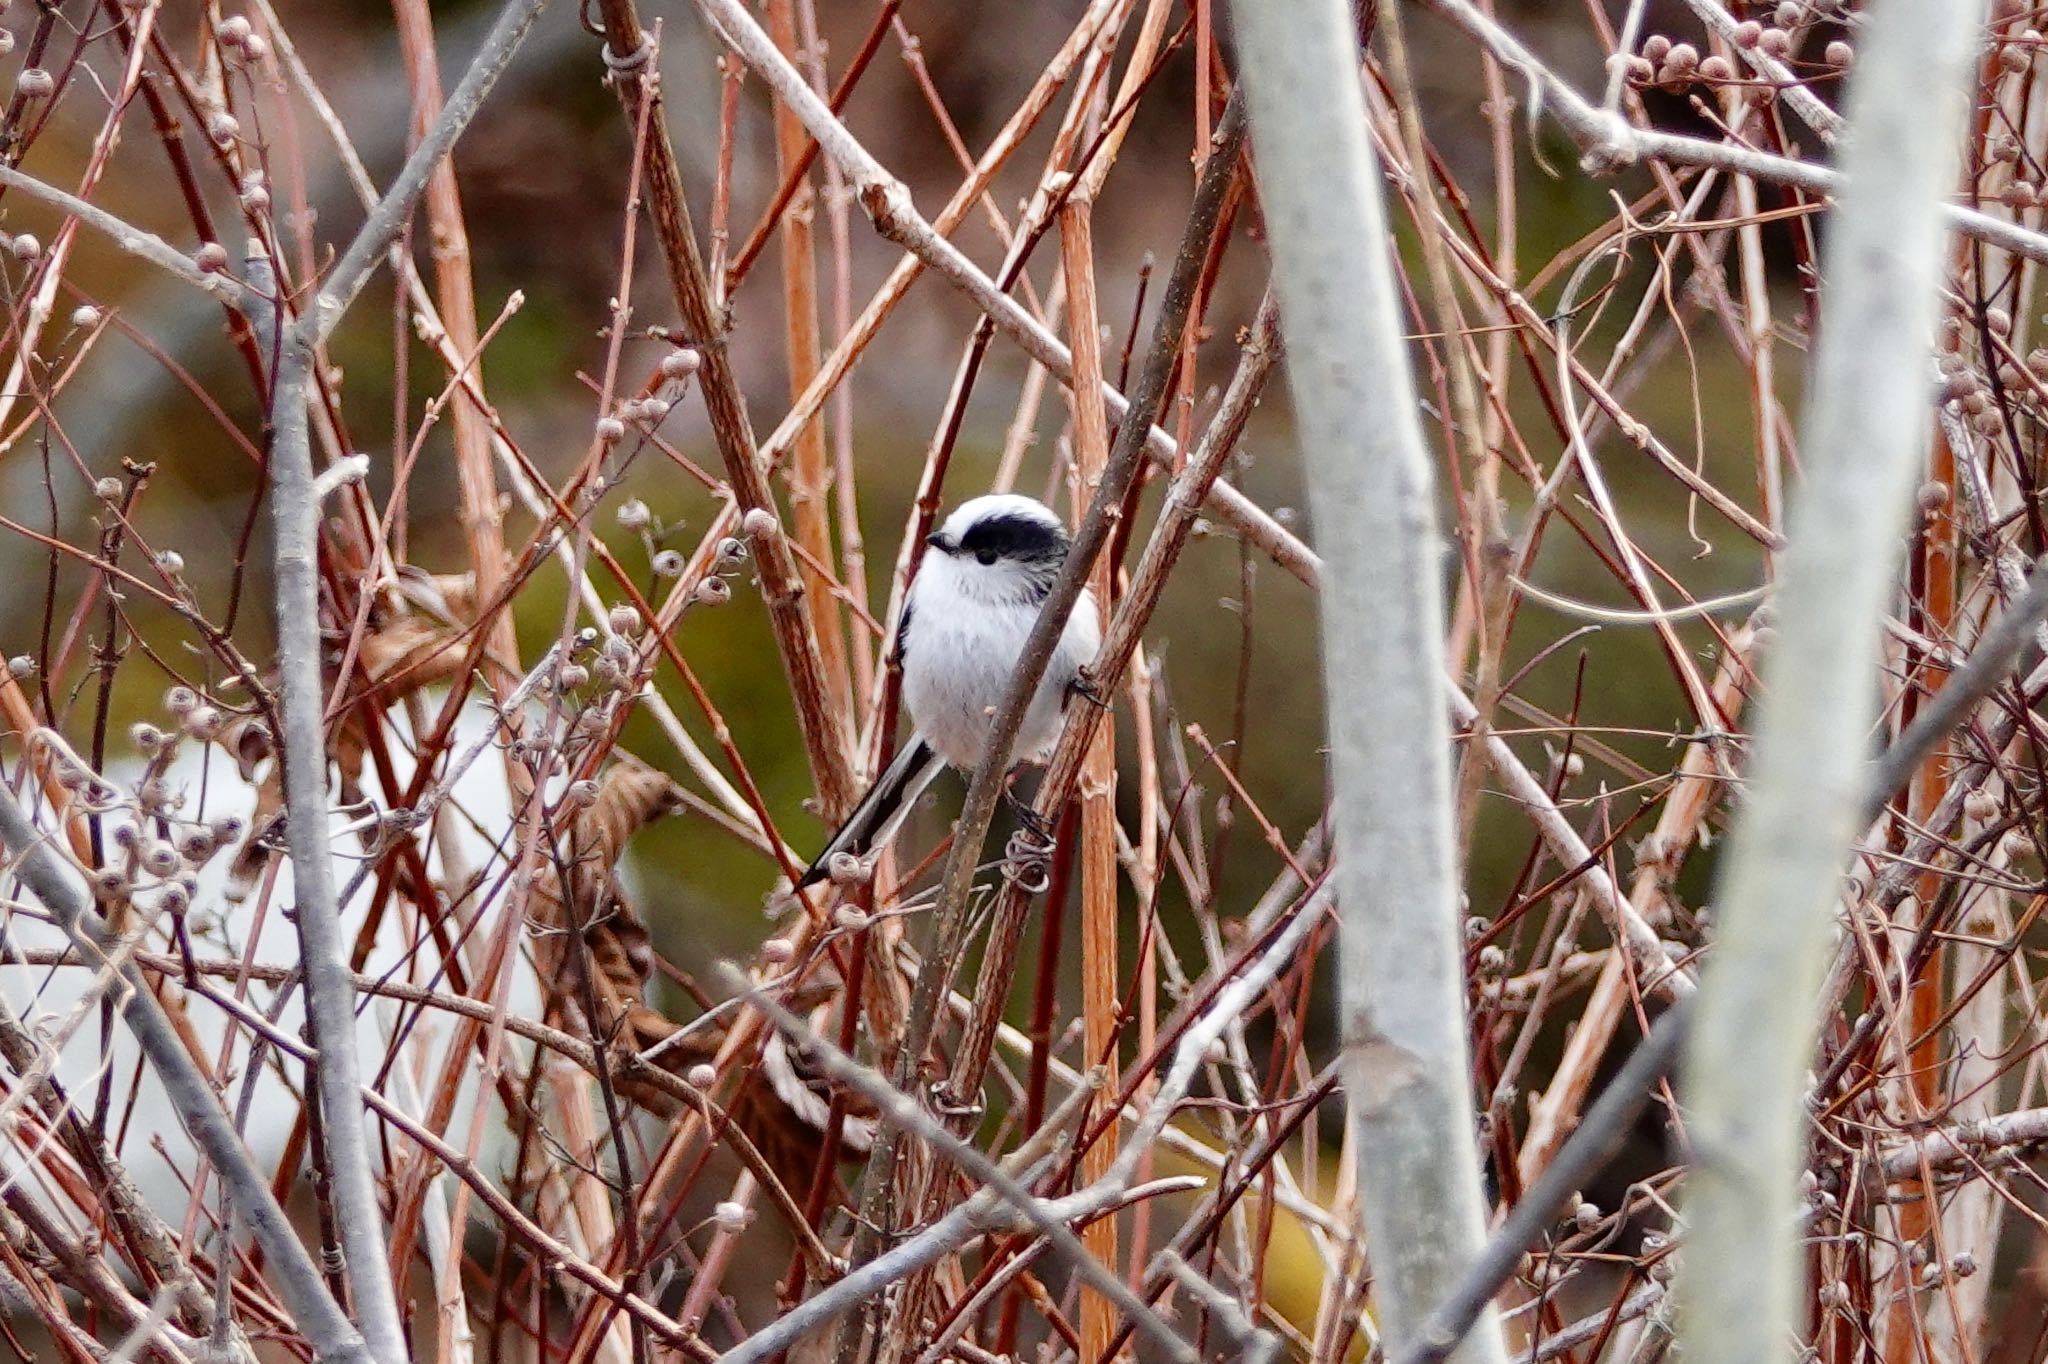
608 604 641 636
595 416 626 445
10 234 41 262
651 549 685 578
15 68 54 100
660 348 701 381
686 1063 717 1089
195 242 230 274
694 576 732 606
1825 39 1853 69
69 304 102 330
741 507 779 538
95 476 125 502
615 498 652 532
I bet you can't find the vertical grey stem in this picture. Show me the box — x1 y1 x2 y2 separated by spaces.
1674 3 1986 1362
0 788 370 1364
264 4 552 1361
1230 2 1505 1359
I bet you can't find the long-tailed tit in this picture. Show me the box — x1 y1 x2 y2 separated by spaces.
798 494 1102 888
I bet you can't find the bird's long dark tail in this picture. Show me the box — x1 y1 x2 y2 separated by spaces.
797 736 943 889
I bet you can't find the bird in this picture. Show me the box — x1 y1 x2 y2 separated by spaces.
797 493 1102 890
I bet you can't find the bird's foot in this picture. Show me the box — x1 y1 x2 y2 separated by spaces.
1067 665 1112 712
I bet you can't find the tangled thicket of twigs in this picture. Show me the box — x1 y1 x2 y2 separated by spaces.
3 0 2048 1361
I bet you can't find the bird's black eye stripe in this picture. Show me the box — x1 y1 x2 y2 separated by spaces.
958 512 1067 566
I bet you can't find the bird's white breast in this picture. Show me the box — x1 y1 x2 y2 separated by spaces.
901 562 1100 772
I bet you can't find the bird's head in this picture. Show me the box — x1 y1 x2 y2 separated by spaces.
922 494 1071 605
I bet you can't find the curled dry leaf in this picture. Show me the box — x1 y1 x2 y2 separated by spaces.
226 597 474 901
527 754 878 1185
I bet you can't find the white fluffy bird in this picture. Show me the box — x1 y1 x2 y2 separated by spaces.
799 494 1101 888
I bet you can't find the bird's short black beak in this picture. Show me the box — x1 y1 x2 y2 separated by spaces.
926 532 953 553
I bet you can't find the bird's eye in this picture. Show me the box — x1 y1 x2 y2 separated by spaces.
975 547 1000 566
